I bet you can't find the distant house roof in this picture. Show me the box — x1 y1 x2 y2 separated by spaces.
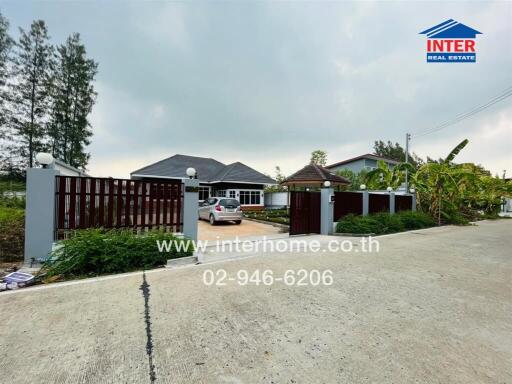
419 19 482 39
131 154 276 185
281 164 350 186
326 154 399 169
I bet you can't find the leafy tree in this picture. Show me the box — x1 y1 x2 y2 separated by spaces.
335 168 368 191
310 150 327 166
48 33 97 169
264 166 288 192
7 20 54 169
373 140 422 168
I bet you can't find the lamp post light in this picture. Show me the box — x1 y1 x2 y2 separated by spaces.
35 152 54 169
409 188 415 194
359 184 366 190
186 167 197 179
323 180 331 188
386 186 393 193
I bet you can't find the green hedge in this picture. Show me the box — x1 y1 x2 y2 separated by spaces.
244 209 289 225
0 207 25 262
43 229 193 279
336 211 435 235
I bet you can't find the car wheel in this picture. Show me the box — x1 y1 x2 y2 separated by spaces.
209 214 216 225
235 220 242 225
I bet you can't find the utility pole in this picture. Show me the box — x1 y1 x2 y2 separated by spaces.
405 133 411 192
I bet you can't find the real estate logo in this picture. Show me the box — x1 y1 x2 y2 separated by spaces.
420 19 482 63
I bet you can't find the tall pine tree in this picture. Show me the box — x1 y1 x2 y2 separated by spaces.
8 20 54 169
0 11 13 136
48 33 97 169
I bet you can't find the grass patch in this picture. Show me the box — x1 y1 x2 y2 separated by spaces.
336 211 435 235
0 207 25 262
42 229 193 280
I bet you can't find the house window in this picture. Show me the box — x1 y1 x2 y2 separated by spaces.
198 187 210 201
215 190 227 197
229 190 236 199
239 190 261 205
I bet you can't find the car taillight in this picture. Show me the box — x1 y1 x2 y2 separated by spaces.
215 205 222 211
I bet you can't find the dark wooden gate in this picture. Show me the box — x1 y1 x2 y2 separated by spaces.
55 176 183 239
289 191 321 235
333 191 363 221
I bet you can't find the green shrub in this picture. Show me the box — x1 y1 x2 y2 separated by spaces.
372 212 405 233
42 229 193 279
0 207 25 262
244 209 289 224
336 211 435 235
396 211 436 230
336 214 384 234
445 211 470 225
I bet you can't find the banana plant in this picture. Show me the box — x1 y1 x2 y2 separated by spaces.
365 160 416 190
412 139 471 225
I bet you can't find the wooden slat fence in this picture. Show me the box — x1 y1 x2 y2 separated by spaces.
55 176 182 239
369 193 390 214
395 195 413 212
333 192 363 221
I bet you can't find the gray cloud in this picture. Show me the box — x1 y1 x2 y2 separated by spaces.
2 1 511 177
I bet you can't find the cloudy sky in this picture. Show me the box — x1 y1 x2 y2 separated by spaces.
2 1 511 178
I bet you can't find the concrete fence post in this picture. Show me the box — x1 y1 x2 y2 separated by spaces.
320 187 334 235
24 167 60 266
362 191 369 216
182 178 199 242
411 193 417 212
389 192 395 214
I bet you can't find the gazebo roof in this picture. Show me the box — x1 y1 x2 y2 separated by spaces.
281 164 350 186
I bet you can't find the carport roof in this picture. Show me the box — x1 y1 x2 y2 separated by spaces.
281 164 350 186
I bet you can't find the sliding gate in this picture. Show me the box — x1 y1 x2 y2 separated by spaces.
289 191 321 235
54 176 183 239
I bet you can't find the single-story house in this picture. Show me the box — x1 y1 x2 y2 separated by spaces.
131 154 276 210
326 154 399 174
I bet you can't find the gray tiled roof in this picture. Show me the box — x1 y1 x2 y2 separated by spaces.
210 162 276 184
131 154 276 184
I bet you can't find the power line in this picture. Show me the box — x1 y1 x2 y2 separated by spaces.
411 86 512 139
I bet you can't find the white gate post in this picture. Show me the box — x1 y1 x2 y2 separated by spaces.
362 191 369 216
320 187 334 235
24 167 60 266
411 193 417 212
389 192 395 214
182 178 199 242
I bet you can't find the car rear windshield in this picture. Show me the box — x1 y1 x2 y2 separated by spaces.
219 199 240 207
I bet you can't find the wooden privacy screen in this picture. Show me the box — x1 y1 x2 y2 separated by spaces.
55 176 182 238
395 195 413 212
369 193 390 214
333 192 363 221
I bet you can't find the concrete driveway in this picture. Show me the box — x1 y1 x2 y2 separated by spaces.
1 220 511 383
198 218 285 241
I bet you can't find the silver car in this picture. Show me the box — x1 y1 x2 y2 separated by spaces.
198 197 242 225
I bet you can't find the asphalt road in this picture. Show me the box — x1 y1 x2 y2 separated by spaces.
1 220 511 384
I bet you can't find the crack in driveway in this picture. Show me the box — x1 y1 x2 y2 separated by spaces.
140 271 156 383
